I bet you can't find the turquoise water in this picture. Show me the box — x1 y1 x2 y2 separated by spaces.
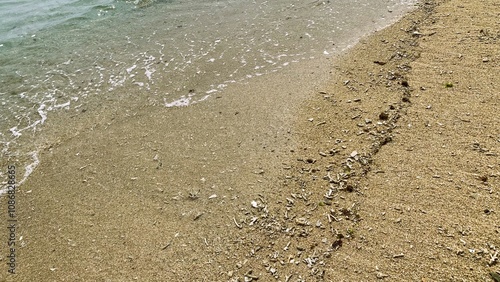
0 0 118 42
0 0 417 192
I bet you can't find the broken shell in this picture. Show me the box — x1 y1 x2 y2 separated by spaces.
296 217 310 226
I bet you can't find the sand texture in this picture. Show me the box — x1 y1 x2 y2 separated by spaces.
2 0 499 281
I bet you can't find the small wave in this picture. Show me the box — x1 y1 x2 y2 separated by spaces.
0 151 39 197
0 0 418 196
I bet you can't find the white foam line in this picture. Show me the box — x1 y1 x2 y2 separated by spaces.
164 97 191 107
37 104 47 124
0 151 40 197
198 95 210 102
10 127 22 138
53 101 70 109
19 151 40 186
127 65 137 74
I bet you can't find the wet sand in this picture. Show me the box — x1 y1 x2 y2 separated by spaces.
2 0 499 281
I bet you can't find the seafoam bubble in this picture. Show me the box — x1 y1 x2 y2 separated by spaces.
126 65 137 74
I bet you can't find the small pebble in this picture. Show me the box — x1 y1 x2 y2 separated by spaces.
379 112 389 120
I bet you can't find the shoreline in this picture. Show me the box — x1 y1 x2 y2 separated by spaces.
2 0 499 280
0 0 416 181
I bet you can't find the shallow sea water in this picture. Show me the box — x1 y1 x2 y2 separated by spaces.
0 0 417 193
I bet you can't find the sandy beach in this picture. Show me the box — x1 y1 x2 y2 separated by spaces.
2 0 499 281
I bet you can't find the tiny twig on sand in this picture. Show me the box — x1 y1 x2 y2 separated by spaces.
233 217 242 229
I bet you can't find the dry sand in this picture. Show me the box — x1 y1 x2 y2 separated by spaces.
2 0 499 281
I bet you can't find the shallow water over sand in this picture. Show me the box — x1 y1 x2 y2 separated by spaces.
0 0 417 192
